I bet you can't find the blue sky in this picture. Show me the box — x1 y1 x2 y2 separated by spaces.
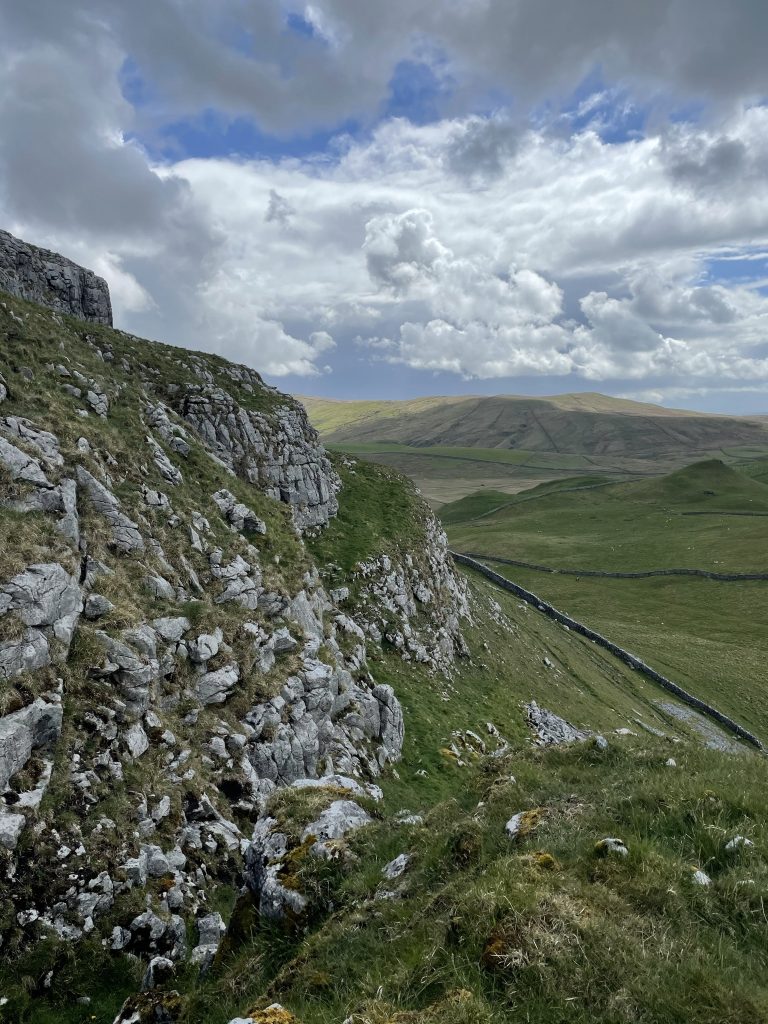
3 0 768 413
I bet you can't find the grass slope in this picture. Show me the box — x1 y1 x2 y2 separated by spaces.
447 460 768 742
173 733 768 1023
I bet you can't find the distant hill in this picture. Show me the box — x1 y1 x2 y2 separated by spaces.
300 392 768 458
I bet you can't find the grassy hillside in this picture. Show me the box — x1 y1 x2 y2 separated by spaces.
152 729 768 1023
2 280 766 1024
447 460 768 742
302 393 768 456
300 395 768 507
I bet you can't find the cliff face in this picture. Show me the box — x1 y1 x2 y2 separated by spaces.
0 229 113 325
0 248 469 1003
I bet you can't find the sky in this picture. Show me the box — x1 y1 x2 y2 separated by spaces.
1 2 768 414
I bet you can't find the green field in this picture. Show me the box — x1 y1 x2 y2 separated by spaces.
446 461 768 742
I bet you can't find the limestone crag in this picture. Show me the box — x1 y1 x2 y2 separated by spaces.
0 229 112 325
176 386 340 533
352 516 471 672
0 239 470 1004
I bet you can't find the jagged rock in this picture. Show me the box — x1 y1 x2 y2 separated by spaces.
284 590 323 638
176 387 339 532
188 629 222 664
145 574 176 601
86 387 109 418
270 626 298 655
76 466 145 553
0 435 50 485
190 912 226 970
0 810 26 850
195 664 240 705
212 488 266 534
382 853 411 880
146 402 191 459
0 228 112 324
1 416 63 466
0 628 50 679
141 955 174 992
124 723 150 759
244 668 402 789
301 799 372 858
691 868 712 886
525 702 590 746
0 563 82 642
152 617 190 643
244 817 309 920
95 632 154 715
148 437 183 485
353 517 470 672
0 697 63 791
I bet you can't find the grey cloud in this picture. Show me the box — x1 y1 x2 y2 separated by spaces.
364 209 450 292
443 116 523 182
7 0 768 146
266 190 295 225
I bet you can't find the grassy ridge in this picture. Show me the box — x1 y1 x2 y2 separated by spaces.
448 461 768 572
302 392 768 456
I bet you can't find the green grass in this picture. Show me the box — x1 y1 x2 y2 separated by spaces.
155 734 768 1023
307 456 426 574
448 461 768 572
439 476 612 524
447 460 768 745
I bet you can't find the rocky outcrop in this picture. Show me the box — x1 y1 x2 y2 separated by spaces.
0 229 112 325
0 242 475 1011
353 517 470 672
0 564 82 680
176 386 340 532
244 781 378 920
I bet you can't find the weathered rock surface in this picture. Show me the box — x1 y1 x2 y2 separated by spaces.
353 516 470 672
525 701 590 746
76 466 145 553
0 229 112 324
177 387 340 532
0 238 475 1010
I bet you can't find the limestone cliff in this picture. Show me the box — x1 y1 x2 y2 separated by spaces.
0 228 112 325
0 244 469 996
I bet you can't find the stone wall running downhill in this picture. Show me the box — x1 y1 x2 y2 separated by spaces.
451 551 765 752
462 551 768 582
0 229 112 325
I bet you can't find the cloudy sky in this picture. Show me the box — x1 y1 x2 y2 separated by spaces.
2 1 768 412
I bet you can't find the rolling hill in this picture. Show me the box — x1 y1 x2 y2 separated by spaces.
300 392 768 457
299 393 768 506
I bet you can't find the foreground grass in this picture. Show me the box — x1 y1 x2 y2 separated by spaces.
183 735 768 1023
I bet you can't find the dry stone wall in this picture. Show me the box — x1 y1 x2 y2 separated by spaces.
452 552 764 751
